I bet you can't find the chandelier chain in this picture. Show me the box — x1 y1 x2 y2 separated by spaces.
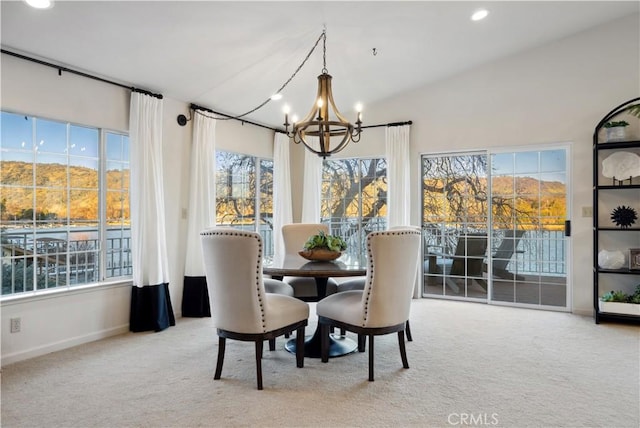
195 30 326 121
322 30 328 74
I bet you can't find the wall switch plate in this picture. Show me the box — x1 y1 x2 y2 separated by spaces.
582 206 593 217
10 317 21 333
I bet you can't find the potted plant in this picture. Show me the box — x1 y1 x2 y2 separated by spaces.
599 285 640 315
604 120 629 142
298 230 347 261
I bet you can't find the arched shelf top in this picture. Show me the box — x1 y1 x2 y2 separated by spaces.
593 96 640 138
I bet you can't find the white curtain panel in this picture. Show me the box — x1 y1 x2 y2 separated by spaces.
273 132 293 261
129 92 174 331
130 92 170 287
184 113 216 275
301 137 323 223
385 124 411 228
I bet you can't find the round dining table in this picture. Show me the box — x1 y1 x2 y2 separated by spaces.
263 253 366 358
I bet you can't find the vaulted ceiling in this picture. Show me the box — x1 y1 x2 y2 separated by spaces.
2 1 638 128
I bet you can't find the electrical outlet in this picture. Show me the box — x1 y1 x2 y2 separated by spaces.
10 317 21 333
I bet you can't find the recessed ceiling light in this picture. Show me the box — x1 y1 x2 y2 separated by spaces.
25 0 53 9
471 9 489 21
270 93 283 101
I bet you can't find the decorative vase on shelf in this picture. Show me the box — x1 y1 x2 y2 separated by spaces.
597 250 626 269
604 121 629 142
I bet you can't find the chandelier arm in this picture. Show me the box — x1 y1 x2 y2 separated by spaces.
294 127 353 158
350 129 363 143
323 75 351 124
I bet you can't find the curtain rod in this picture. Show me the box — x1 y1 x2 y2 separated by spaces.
1 49 163 99
361 120 413 129
190 103 283 133
3 49 412 128
191 103 411 132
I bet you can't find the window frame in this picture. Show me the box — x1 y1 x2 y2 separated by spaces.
321 156 388 256
214 149 274 258
1 110 131 300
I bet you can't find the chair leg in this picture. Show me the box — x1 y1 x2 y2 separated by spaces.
358 334 366 352
320 323 330 363
254 340 264 390
285 332 290 338
332 327 347 336
296 325 305 368
405 320 413 342
398 331 409 369
368 335 375 381
214 337 225 380
268 338 276 351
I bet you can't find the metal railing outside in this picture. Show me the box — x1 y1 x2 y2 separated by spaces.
422 225 566 276
1 228 132 296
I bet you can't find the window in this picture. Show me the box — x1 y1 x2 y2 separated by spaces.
1 111 131 297
215 151 273 257
321 158 387 255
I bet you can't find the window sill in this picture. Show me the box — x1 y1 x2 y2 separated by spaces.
1 279 132 306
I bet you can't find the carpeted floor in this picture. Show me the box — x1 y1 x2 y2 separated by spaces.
1 299 638 428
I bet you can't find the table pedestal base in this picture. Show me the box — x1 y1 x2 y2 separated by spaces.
285 328 357 358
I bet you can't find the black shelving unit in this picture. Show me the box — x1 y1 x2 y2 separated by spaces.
593 97 640 324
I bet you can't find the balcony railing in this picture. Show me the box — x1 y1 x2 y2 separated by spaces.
422 226 566 276
1 228 132 296
2 222 565 297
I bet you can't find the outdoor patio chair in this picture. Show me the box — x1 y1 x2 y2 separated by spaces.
487 229 525 281
426 233 488 293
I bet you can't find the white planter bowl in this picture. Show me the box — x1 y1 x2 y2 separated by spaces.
606 126 627 142
599 300 640 316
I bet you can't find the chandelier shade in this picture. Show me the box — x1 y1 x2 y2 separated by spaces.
284 30 362 158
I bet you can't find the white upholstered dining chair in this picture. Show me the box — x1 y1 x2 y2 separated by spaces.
334 225 422 341
200 227 309 390
281 223 338 300
316 227 421 381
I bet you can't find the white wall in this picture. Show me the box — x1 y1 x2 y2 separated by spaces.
1 54 139 364
359 14 640 315
0 54 275 365
2 13 638 364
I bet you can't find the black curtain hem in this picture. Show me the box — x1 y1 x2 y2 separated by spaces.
182 276 211 318
130 282 176 332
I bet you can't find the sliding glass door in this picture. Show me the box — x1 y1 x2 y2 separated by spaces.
489 149 569 308
422 147 570 310
422 152 489 299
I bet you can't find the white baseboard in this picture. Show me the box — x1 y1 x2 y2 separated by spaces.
572 307 594 317
1 324 130 366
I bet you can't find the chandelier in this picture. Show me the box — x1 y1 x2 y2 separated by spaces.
283 30 362 158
